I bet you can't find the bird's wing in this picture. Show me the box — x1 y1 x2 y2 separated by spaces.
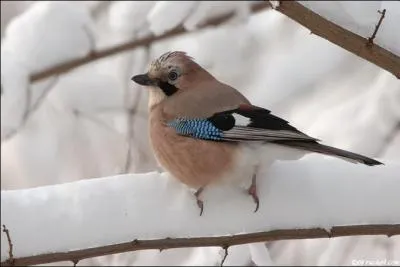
165 103 318 143
162 81 251 119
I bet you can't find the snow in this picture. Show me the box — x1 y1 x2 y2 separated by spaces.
0 49 29 140
183 2 251 31
1 158 399 261
249 243 274 266
1 1 97 140
50 67 123 113
147 1 198 35
1 1 94 73
108 1 155 34
269 1 280 10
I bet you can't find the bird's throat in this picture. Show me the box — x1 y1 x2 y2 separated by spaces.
148 87 168 109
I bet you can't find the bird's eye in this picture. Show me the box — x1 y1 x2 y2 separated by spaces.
168 71 178 81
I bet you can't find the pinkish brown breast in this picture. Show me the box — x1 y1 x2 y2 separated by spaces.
148 107 237 189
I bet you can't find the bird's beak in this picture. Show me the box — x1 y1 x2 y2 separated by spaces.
131 73 156 86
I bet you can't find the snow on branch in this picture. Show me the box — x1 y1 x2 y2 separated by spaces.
1 158 400 266
276 1 400 79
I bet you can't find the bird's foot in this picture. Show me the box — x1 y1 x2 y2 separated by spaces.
247 174 259 213
194 187 204 216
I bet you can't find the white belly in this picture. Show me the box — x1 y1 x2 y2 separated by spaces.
218 142 308 188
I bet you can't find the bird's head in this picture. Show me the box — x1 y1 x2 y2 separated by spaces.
131 51 213 99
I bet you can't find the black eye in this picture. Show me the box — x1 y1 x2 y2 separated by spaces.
168 71 178 81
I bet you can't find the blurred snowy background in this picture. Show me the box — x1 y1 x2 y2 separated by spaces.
1 1 399 266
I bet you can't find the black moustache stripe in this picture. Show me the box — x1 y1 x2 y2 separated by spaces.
158 81 179 96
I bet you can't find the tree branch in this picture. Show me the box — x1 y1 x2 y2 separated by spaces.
28 1 400 82
29 2 272 83
1 224 398 266
275 1 400 79
1 225 14 266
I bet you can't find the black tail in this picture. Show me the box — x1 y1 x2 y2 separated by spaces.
275 141 383 166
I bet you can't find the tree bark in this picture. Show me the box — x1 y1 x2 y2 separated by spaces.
1 224 399 266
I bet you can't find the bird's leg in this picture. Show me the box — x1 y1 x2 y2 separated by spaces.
247 173 259 213
194 187 204 216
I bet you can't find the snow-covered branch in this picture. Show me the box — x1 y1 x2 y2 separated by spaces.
1 158 399 266
276 1 400 78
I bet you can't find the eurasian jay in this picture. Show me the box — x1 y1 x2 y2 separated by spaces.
131 51 383 216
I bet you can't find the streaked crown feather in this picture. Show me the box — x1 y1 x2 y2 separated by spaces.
150 51 194 70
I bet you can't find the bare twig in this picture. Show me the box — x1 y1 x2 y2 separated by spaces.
29 77 59 115
122 47 150 173
220 246 229 266
1 224 399 266
2 77 59 142
367 9 386 47
21 81 32 128
29 2 271 83
275 2 399 79
2 225 15 266
83 25 97 55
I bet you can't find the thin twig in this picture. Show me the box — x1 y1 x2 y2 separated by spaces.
366 9 386 47
21 80 32 130
83 25 97 55
122 47 150 173
2 225 15 266
1 224 399 266
2 76 59 142
28 77 59 115
220 246 229 266
29 2 271 83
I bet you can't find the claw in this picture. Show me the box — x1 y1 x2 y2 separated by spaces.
248 184 259 212
197 198 204 216
194 187 204 216
248 174 260 212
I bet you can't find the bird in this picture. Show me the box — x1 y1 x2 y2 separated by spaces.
131 51 383 216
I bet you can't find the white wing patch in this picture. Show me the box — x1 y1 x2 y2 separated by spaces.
232 113 251 126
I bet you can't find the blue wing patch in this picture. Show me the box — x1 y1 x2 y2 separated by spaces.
166 118 223 141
